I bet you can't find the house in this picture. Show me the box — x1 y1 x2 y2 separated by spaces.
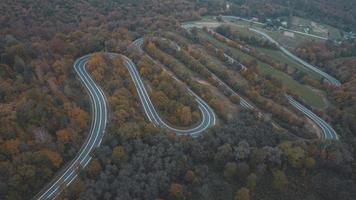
281 21 288 27
303 27 311 33
252 17 259 22
283 31 295 38
226 2 230 10
344 31 355 40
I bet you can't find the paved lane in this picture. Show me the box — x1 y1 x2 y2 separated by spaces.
114 53 216 137
35 54 108 200
35 50 216 199
222 15 329 40
249 28 341 86
286 95 339 140
133 38 254 110
178 23 340 140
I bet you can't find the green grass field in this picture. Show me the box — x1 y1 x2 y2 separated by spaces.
225 19 326 48
329 56 356 64
289 16 342 40
217 24 324 80
198 30 325 108
255 47 323 79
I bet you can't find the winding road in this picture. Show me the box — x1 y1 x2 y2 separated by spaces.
116 53 216 136
245 29 340 139
35 54 108 200
222 15 329 40
286 95 339 140
181 20 340 140
133 38 254 110
36 19 341 199
249 28 341 86
248 28 340 138
35 45 216 199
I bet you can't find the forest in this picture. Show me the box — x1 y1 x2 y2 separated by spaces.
0 0 355 199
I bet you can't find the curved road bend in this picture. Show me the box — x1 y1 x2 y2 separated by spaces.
286 95 339 140
221 16 329 40
206 29 248 71
109 53 216 137
178 25 340 140
36 52 216 200
246 29 340 140
249 28 341 86
35 54 108 200
133 38 253 110
209 71 254 110
181 25 248 71
133 40 217 121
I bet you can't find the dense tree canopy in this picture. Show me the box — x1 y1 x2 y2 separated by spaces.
0 0 355 199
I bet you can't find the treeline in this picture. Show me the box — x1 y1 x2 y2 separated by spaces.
64 111 356 200
216 25 278 50
0 22 141 199
224 0 356 32
0 0 209 198
0 0 201 40
203 25 356 143
296 41 356 76
293 40 356 140
132 50 201 127
1 0 355 199
211 26 325 89
170 28 315 138
87 50 201 128
143 37 238 122
86 52 152 139
0 31 93 199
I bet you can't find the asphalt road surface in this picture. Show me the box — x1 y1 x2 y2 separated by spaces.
35 54 108 200
287 95 339 140
36 29 340 200
249 28 341 86
222 15 328 40
35 50 216 199
114 53 216 136
133 38 254 110
178 24 340 140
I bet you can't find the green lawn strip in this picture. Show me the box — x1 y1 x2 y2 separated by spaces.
223 23 322 77
228 24 261 37
190 44 249 86
289 16 342 40
224 24 325 79
253 26 317 43
201 15 216 21
255 47 323 79
164 31 249 88
222 17 265 28
225 19 325 46
255 62 324 108
198 30 325 108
